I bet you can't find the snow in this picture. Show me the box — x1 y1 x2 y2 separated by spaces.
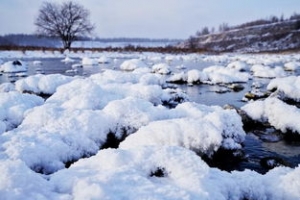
32 60 42 65
284 61 300 71
49 147 300 200
0 60 27 73
168 66 248 85
251 64 286 78
242 97 300 134
120 102 245 153
1 71 188 174
227 60 249 71
61 56 75 63
267 76 300 102
1 51 300 199
97 55 111 64
120 58 148 71
15 74 75 95
0 91 44 134
81 57 98 66
0 159 61 200
0 146 299 199
203 65 250 84
151 63 171 74
0 83 15 93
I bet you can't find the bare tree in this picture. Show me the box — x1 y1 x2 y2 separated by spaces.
35 1 94 49
218 22 230 32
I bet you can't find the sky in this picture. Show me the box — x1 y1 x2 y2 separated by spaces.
0 0 299 39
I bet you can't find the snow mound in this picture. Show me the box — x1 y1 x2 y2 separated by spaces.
187 69 209 84
203 65 250 84
50 146 300 200
0 91 44 134
121 102 246 153
97 56 111 64
267 76 300 102
0 82 15 93
0 159 60 199
1 72 188 173
241 97 300 133
61 56 75 63
120 59 148 71
251 64 286 78
2 104 113 174
168 70 208 84
227 61 249 71
32 60 42 65
168 65 249 85
15 74 75 95
0 60 27 73
50 146 213 200
82 57 98 66
46 77 176 109
284 61 300 71
151 63 171 74
167 71 188 83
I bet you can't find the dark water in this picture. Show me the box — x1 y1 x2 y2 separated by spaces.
1 56 300 173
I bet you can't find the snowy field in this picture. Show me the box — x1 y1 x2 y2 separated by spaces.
0 50 300 199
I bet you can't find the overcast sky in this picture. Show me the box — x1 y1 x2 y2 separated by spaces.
0 0 298 39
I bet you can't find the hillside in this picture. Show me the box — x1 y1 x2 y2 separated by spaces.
180 18 300 53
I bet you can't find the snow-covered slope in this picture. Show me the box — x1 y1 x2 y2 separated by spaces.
180 19 300 52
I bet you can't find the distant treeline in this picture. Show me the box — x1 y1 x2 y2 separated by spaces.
0 44 205 54
0 34 59 48
79 37 182 43
0 34 182 49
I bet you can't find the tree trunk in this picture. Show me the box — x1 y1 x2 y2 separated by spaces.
62 38 72 50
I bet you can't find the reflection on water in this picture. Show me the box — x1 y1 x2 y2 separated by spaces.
263 140 300 157
177 83 249 107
